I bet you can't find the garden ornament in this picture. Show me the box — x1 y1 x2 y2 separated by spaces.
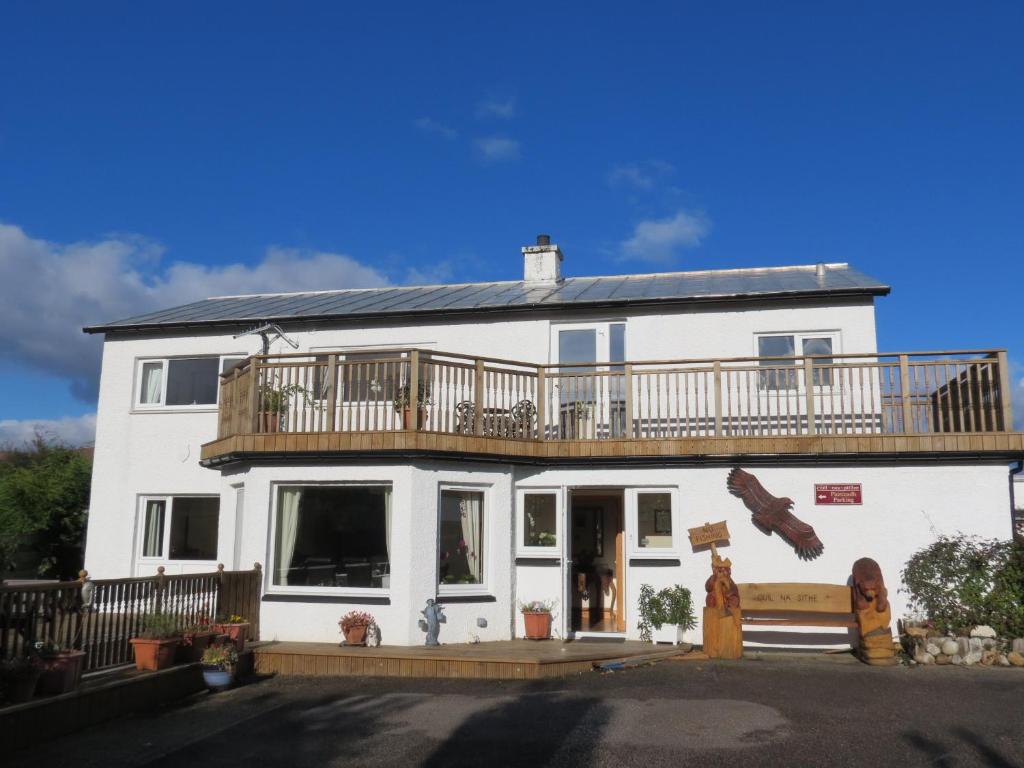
421 599 446 646
727 468 824 560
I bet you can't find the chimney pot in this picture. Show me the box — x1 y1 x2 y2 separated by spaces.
536 234 551 246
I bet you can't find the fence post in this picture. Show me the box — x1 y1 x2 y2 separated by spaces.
325 354 338 432
474 359 486 436
536 367 546 440
408 350 420 430
713 361 723 436
251 562 263 640
803 356 817 435
996 350 1013 432
249 360 260 433
155 566 167 614
623 363 634 439
898 354 913 434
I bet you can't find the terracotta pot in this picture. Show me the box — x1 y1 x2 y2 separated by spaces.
259 412 281 432
36 650 86 695
401 407 427 430
130 637 181 671
176 631 215 663
3 670 41 703
344 624 369 646
522 611 553 640
212 622 250 653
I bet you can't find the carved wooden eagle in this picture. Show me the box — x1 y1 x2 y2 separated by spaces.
727 468 824 560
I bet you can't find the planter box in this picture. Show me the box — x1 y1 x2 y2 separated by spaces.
36 651 86 695
130 637 181 671
3 671 41 704
212 623 250 653
651 624 690 645
177 632 215 664
522 611 553 640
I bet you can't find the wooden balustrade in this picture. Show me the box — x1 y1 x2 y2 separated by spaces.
0 565 262 673
215 348 1013 443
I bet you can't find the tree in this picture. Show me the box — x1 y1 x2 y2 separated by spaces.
0 435 92 580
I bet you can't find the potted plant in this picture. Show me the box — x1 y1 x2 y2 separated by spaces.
638 584 696 645
258 381 318 432
1 656 43 704
177 620 217 663
200 642 239 692
520 600 556 640
393 380 432 429
212 614 251 653
338 611 376 646
130 612 182 671
33 639 87 695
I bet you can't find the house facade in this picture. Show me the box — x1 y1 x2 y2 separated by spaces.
83 237 1023 647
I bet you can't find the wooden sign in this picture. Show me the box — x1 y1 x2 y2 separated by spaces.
688 520 730 548
737 582 853 614
815 483 862 505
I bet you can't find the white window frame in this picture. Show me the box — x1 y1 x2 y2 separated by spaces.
625 486 680 558
516 487 563 558
135 494 221 564
133 354 246 411
265 481 393 598
754 331 840 391
437 483 492 598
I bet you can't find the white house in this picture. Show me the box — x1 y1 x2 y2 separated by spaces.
82 235 1022 648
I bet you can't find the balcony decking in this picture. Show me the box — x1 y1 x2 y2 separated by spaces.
201 348 1021 465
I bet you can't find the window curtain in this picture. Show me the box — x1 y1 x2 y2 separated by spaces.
143 500 164 557
276 488 302 586
459 493 481 582
141 362 163 404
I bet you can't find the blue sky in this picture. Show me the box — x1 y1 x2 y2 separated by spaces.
0 3 1022 443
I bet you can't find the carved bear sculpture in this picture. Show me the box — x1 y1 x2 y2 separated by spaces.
852 557 889 613
851 557 896 665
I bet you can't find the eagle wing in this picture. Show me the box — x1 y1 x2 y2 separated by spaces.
726 467 788 516
770 507 824 561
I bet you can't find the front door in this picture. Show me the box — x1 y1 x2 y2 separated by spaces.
567 490 626 635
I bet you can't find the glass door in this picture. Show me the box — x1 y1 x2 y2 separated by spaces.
549 323 627 439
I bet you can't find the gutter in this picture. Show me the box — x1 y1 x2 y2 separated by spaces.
82 286 890 335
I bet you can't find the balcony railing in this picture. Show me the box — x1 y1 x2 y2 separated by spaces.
216 348 1013 443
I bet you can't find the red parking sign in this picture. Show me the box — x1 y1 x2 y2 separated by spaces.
815 483 862 505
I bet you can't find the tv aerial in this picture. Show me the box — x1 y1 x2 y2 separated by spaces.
234 322 300 355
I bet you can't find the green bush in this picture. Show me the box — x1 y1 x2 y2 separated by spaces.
139 612 181 640
901 534 1024 638
638 583 697 642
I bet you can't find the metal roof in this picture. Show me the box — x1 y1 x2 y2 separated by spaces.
83 263 890 334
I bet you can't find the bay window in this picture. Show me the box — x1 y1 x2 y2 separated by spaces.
271 484 391 592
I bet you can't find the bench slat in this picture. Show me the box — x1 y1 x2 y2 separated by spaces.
737 583 852 614
741 618 858 628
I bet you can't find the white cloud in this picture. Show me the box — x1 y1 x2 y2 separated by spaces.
474 136 520 163
0 414 97 448
476 96 516 119
620 209 710 263
607 161 674 190
0 222 391 403
414 116 458 140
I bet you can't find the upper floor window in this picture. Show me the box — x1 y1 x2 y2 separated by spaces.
136 356 245 408
756 333 836 390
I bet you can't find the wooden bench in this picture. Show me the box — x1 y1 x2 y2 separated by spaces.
737 582 857 631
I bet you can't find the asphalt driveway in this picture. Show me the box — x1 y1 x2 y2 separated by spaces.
6 654 1022 768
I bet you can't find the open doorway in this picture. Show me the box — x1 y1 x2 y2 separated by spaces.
568 490 625 634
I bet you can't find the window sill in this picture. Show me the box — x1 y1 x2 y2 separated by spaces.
514 549 560 559
436 593 496 604
267 588 391 600
131 407 220 415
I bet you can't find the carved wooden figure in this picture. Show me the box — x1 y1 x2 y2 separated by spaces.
851 557 897 665
727 468 824 560
702 552 743 659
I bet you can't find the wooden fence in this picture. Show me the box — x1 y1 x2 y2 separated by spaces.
217 348 1013 442
0 564 262 673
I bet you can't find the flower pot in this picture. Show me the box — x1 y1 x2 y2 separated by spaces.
4 670 41 703
36 650 86 695
344 624 369 646
202 664 235 692
212 623 250 653
177 631 215 663
522 611 552 640
258 412 281 433
401 407 427 430
130 637 181 671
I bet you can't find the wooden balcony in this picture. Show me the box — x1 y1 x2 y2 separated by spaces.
200 348 1022 465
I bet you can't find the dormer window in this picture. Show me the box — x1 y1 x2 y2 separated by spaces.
135 356 245 409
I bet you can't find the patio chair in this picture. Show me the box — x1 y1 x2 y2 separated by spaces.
510 399 537 438
455 400 476 434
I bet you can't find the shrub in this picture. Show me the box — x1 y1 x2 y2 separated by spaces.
201 643 239 668
901 534 1024 638
638 584 697 641
139 612 181 640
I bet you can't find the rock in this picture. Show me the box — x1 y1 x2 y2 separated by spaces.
964 650 983 666
935 654 952 665
998 654 1011 667
970 625 997 639
926 628 942 639
925 643 941 656
968 637 984 652
914 651 935 665
952 654 964 665
905 626 929 639
1007 651 1024 667
940 639 959 657
981 650 998 666
981 638 997 650
1013 639 1024 655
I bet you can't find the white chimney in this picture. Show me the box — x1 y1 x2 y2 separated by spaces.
522 234 563 283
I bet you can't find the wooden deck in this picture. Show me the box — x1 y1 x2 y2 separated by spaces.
252 639 683 680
